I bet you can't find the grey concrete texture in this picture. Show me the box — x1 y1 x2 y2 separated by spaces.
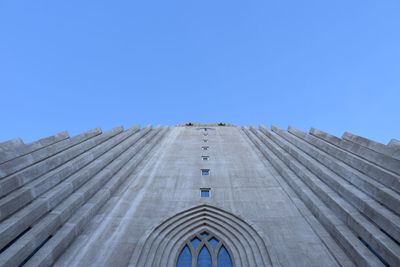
310 128 400 176
343 132 400 160
252 126 399 266
0 124 399 267
0 132 70 165
388 139 400 149
0 138 24 152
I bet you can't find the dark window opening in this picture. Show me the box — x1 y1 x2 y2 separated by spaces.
201 189 210 198
201 169 210 176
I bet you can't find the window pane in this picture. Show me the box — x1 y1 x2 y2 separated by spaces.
191 237 201 249
217 246 233 267
209 237 219 250
201 169 209 176
197 246 212 267
201 190 210 198
177 245 192 267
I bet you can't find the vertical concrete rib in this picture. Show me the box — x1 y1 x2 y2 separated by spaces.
264 126 400 243
255 126 400 267
289 127 400 194
0 127 125 222
310 128 400 175
0 138 24 150
0 132 70 165
0 126 143 253
243 127 385 267
0 131 100 199
343 132 400 161
278 126 400 216
0 123 398 267
0 129 103 199
388 139 400 149
0 128 101 179
0 125 148 267
23 127 169 267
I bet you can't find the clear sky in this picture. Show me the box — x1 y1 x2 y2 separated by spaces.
0 1 399 144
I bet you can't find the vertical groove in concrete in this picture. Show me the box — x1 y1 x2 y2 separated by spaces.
290 127 400 194
23 127 169 267
342 132 400 160
274 126 400 216
0 124 398 267
0 138 24 151
0 126 141 241
245 126 400 267
0 127 125 222
310 128 400 175
0 132 70 165
253 127 400 267
0 129 101 179
264 126 400 244
0 126 171 267
0 129 104 199
243 127 385 267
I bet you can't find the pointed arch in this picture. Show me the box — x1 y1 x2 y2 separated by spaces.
177 229 233 267
129 204 277 267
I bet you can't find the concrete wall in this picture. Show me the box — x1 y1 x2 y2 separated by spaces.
0 124 398 267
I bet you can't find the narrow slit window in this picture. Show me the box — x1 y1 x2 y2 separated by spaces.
200 188 210 198
202 156 209 161
202 146 209 150
201 169 210 176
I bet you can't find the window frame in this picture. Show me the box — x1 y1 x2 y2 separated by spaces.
201 156 209 161
201 169 210 176
200 188 210 198
175 230 234 267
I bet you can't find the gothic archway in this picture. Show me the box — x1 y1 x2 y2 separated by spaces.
176 229 233 267
129 204 278 267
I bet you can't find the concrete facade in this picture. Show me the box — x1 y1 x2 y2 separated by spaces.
0 123 399 267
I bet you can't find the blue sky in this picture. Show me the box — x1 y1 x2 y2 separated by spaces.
0 0 399 143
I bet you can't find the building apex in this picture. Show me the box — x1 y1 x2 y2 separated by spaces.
176 122 236 127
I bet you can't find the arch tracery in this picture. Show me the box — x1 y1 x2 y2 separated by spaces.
129 204 277 267
176 230 233 267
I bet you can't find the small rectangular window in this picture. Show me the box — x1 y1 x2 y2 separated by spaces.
203 133 208 136
201 169 210 176
202 156 209 161
203 139 208 143
202 146 209 150
200 188 210 198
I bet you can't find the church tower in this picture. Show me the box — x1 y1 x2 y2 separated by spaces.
0 123 399 266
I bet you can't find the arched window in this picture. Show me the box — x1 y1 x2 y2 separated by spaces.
176 231 233 267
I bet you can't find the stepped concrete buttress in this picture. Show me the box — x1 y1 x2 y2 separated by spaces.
0 123 398 267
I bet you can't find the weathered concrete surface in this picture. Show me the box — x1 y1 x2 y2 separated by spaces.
0 124 398 267
54 126 344 267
